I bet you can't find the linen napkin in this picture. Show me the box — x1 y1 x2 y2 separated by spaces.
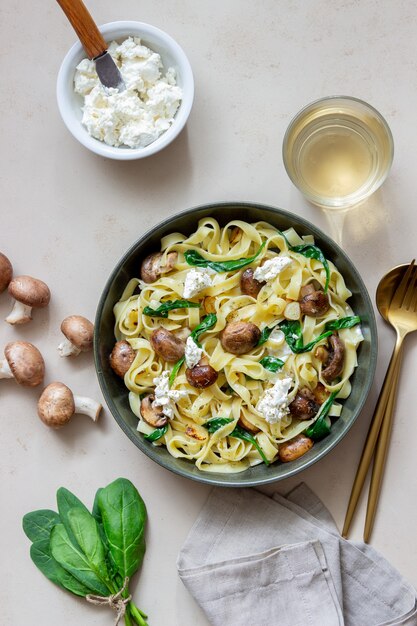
177 484 417 626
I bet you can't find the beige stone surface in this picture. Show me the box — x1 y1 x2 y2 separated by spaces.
1 0 417 624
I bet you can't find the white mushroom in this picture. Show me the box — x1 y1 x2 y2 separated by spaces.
0 253 13 293
0 341 45 386
6 275 50 325
37 382 102 428
58 315 94 357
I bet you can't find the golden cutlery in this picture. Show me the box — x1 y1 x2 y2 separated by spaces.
342 260 416 539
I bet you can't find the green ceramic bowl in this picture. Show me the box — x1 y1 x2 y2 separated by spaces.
94 202 377 487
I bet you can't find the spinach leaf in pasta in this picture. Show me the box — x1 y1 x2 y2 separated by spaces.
257 324 280 346
143 299 200 318
184 243 266 273
291 244 330 293
169 356 185 387
324 315 361 331
144 425 168 441
279 315 361 354
202 419 270 465
259 356 284 372
305 391 339 441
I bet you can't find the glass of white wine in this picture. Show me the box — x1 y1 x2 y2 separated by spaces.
282 96 394 210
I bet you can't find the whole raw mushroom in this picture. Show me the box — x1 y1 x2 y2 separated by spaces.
58 315 94 357
0 252 13 293
37 382 102 427
6 275 50 324
0 341 45 386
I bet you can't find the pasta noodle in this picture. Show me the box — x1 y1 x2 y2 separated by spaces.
112 218 363 473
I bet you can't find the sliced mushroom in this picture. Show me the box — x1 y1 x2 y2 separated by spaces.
238 413 260 434
278 434 314 463
150 328 185 363
186 357 218 388
220 321 261 355
109 340 136 377
6 275 50 325
140 251 178 283
0 253 13 293
299 282 330 317
315 333 345 383
58 315 94 357
37 382 102 427
240 268 264 298
140 395 168 428
289 387 319 420
0 341 45 387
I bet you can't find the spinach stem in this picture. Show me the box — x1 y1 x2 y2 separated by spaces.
129 602 148 625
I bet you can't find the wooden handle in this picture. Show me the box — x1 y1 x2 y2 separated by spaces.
56 0 107 59
341 336 403 538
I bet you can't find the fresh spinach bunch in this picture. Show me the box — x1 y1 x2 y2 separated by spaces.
23 478 149 626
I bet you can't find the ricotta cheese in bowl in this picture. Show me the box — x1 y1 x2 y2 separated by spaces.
74 37 183 149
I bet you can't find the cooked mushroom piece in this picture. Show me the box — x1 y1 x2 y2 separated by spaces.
58 315 94 357
140 395 168 428
150 328 185 362
6 275 50 325
289 387 319 420
109 340 136 377
140 251 178 283
317 333 345 382
220 321 261 355
238 413 260 434
299 282 330 317
0 253 13 293
278 434 314 463
0 341 45 387
186 357 218 388
37 382 102 427
240 268 264 298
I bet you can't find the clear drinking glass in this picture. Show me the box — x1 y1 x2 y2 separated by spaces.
282 96 394 210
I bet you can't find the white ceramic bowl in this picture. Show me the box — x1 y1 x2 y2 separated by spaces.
57 21 194 160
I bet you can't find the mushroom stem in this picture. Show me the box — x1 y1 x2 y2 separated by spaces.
73 395 102 422
6 301 32 325
57 338 81 357
0 359 13 379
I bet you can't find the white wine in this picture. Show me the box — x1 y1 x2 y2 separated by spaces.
283 97 393 209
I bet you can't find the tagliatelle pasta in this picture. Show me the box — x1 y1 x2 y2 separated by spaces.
112 218 363 473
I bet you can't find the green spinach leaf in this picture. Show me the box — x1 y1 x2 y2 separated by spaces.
257 323 279 346
291 244 330 292
67 508 109 581
144 425 168 441
22 509 61 543
184 242 266 273
279 320 333 354
30 539 92 597
259 356 284 372
169 356 185 387
305 391 339 441
324 315 361 331
143 299 200 318
98 478 147 580
203 417 234 433
56 487 90 550
50 523 110 596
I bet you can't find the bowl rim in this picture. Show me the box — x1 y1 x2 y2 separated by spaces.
56 20 194 160
94 201 378 486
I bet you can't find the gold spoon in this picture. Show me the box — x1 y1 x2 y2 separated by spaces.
342 261 416 539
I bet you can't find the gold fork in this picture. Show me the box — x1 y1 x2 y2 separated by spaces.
342 260 417 540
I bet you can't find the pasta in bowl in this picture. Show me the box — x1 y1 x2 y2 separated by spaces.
95 203 377 486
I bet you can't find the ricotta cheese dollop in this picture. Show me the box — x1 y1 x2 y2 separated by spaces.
74 37 183 148
253 256 292 282
183 268 213 299
152 371 187 420
184 336 203 369
256 377 293 424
